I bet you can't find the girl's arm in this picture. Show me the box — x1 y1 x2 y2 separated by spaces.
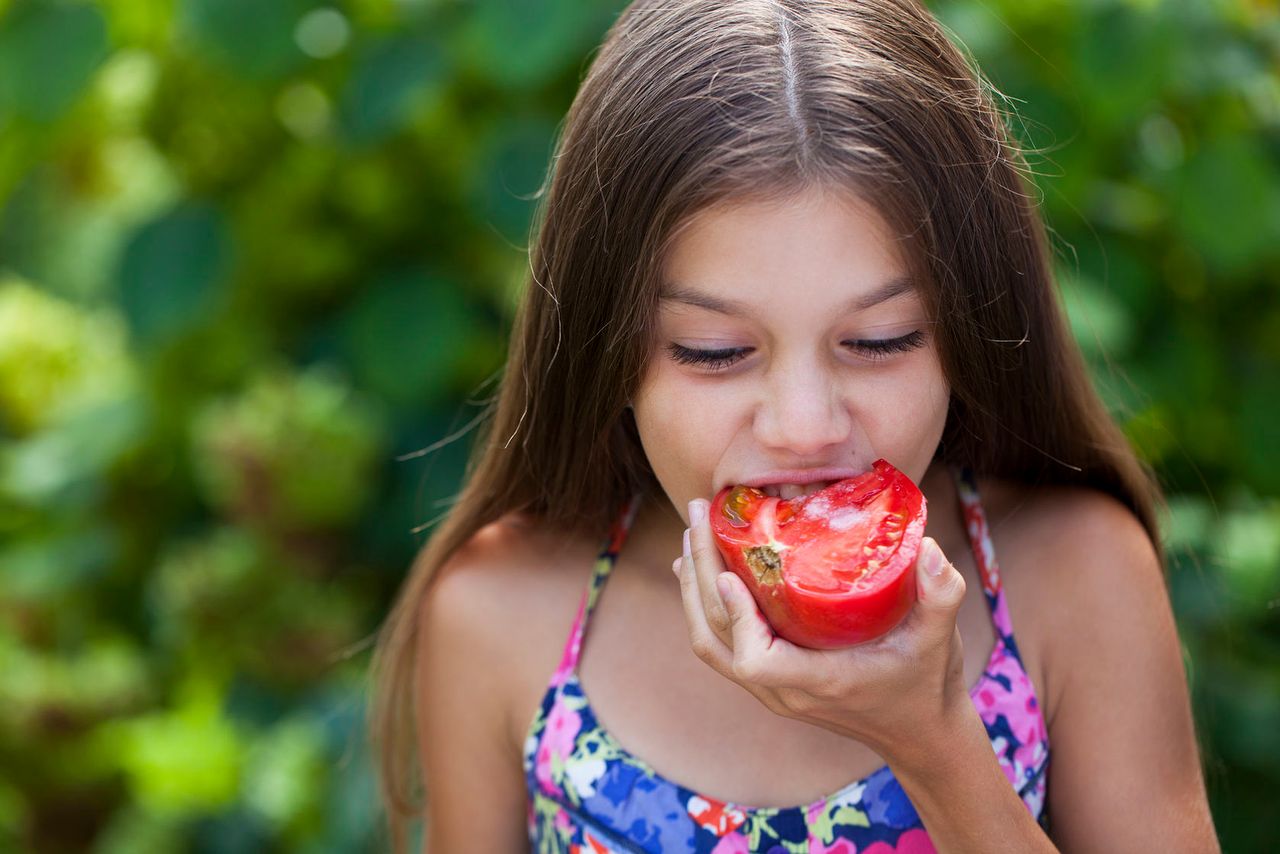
1032 490 1219 853
414 543 531 853
880 491 1218 853
887 698 1057 853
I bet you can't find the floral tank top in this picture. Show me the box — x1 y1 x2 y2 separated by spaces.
523 467 1050 852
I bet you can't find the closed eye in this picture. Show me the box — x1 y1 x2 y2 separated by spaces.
666 330 927 372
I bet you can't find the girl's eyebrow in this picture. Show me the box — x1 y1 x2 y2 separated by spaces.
659 273 916 317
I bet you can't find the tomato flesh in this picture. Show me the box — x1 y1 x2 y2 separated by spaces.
709 459 927 649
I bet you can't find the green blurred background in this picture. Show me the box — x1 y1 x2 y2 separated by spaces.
0 0 1276 851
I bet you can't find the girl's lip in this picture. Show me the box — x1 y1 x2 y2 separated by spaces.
735 467 866 491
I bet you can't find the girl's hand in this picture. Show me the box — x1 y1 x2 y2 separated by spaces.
673 498 971 760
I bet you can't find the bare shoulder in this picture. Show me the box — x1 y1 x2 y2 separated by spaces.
973 478 1165 720
415 513 600 848
419 512 600 747
976 475 1156 559
427 512 594 609
974 475 1161 596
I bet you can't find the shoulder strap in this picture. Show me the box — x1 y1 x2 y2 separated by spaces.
951 466 1024 661
549 491 644 686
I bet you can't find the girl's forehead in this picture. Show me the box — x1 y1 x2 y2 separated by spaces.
662 187 909 276
669 184 900 241
659 273 919 319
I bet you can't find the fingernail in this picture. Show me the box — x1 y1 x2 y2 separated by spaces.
688 499 706 527
682 528 690 555
924 540 945 577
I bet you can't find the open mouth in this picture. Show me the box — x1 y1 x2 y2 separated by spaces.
759 480 837 500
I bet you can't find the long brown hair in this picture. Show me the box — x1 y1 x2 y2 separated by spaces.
368 0 1164 848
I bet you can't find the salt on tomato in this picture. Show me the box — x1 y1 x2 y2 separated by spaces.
709 458 927 649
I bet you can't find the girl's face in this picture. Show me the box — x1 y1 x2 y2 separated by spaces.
632 185 950 526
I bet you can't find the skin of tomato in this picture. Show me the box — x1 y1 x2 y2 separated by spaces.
710 461 927 649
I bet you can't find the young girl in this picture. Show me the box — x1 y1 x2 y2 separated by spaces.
369 0 1220 851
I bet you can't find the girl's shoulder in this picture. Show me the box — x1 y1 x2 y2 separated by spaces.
422 511 604 748
973 473 1165 730
431 511 602 608
973 473 1157 582
973 473 1153 553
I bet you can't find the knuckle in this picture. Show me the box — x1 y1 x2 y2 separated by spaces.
689 636 717 661
732 654 766 684
808 678 840 702
707 606 733 636
777 688 814 715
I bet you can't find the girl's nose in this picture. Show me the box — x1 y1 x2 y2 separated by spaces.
752 367 853 458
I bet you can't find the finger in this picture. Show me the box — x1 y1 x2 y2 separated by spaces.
715 571 813 691
674 549 735 677
686 500 733 644
903 537 967 646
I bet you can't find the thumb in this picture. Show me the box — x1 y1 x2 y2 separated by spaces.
914 537 966 617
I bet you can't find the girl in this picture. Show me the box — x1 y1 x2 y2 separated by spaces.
370 0 1220 851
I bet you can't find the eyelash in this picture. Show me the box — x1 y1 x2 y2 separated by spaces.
666 330 927 372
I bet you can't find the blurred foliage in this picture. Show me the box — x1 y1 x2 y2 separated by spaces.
0 0 1276 851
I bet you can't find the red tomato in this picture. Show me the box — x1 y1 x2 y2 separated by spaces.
709 459 927 649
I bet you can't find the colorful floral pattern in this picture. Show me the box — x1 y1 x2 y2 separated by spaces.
523 468 1050 852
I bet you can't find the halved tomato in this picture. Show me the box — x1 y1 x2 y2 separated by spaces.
709 459 927 649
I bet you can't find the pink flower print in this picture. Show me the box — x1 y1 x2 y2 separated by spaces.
985 654 1046 750
551 596 589 686
710 831 751 853
535 701 582 795
892 829 937 853
863 828 936 853
975 651 1025 723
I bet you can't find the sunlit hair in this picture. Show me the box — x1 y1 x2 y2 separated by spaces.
368 0 1163 848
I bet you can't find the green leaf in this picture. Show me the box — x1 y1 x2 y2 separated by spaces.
1071 4 1175 132
241 717 326 832
471 115 558 245
177 0 309 82
94 673 245 816
338 33 442 145
1174 133 1280 277
1159 493 1214 554
342 267 476 408
454 0 617 90
1056 268 1135 360
1237 369 1280 495
1217 503 1280 608
0 2 110 123
116 203 232 347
